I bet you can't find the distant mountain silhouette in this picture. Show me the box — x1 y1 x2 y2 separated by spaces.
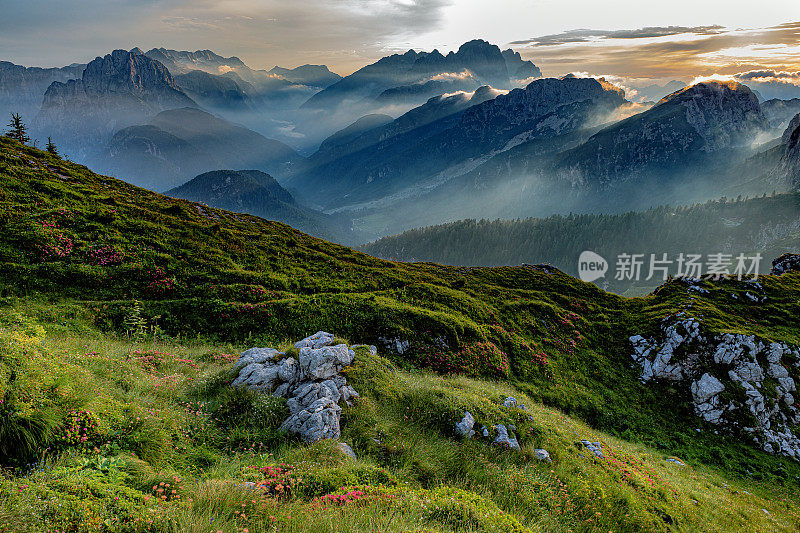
101 107 301 191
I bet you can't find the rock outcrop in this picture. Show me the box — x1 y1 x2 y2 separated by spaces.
231 331 362 442
630 317 800 459
772 253 800 275
454 396 526 450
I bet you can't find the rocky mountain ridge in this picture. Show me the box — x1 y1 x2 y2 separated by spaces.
291 76 625 209
301 39 540 111
556 81 767 186
0 61 84 119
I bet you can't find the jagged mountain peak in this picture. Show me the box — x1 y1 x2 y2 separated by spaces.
80 48 185 96
656 81 761 114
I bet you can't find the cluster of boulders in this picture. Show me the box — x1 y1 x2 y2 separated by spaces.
630 317 800 459
454 396 551 462
232 331 368 442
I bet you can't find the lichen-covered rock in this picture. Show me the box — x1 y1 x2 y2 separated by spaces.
630 317 800 460
281 397 341 441
338 442 357 460
579 440 604 458
493 424 520 449
299 344 354 380
230 331 360 442
502 397 518 408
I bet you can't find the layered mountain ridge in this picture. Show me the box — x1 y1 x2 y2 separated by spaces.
165 169 348 240
290 76 624 210
302 39 540 111
101 107 301 191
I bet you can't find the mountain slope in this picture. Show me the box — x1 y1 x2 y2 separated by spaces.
3 136 800 471
100 107 302 190
774 113 800 189
762 98 800 130
32 49 197 159
306 86 500 169
173 69 251 111
165 169 349 240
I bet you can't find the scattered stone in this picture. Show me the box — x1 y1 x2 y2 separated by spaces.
493 424 520 449
502 396 518 408
534 449 552 464
455 411 476 438
338 442 357 460
231 331 360 442
578 440 603 458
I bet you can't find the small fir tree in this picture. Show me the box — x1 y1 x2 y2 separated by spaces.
5 113 30 144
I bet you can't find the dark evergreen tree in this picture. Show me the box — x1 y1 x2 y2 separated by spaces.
5 113 30 144
45 137 59 157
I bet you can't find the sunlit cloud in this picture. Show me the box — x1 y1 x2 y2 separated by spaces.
513 21 800 85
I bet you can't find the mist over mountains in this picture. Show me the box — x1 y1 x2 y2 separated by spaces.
3 38 800 252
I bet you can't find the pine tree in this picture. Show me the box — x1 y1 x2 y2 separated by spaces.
5 113 30 144
45 137 59 157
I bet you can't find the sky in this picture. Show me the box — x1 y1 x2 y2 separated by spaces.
1 0 800 85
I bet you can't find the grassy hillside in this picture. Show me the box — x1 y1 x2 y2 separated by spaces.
1 137 800 531
361 196 800 294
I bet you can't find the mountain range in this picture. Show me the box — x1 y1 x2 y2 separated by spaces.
5 40 800 244
0 61 84 120
555 81 767 186
303 39 540 112
288 76 623 211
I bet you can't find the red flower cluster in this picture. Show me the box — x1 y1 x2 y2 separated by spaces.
40 231 73 260
315 488 367 507
87 244 123 266
57 410 99 446
145 267 176 296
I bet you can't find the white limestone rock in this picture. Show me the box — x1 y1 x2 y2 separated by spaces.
455 411 476 438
